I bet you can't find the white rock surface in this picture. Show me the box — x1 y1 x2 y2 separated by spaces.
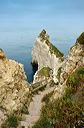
53 33 84 98
32 30 64 83
60 40 84 84
0 49 30 116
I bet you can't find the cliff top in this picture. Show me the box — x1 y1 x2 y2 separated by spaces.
77 32 84 44
0 48 6 59
39 30 64 58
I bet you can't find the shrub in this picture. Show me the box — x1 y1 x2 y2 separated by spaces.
67 74 79 93
2 114 18 128
0 48 3 52
21 104 29 114
33 67 84 128
77 32 84 44
77 67 84 82
45 39 64 58
42 91 54 103
66 66 84 93
38 67 51 77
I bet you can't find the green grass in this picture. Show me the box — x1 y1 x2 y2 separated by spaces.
66 66 84 93
77 32 84 44
0 48 3 52
2 114 18 128
38 67 51 77
39 30 64 58
32 66 84 128
41 91 54 104
46 39 64 58
21 104 29 114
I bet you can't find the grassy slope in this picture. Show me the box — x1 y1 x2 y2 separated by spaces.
38 67 51 77
77 32 84 44
32 67 84 128
45 39 64 58
39 30 64 58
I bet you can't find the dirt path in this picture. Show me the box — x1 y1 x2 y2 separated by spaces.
19 86 55 128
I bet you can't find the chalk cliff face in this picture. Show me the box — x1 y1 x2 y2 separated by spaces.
0 49 29 116
32 31 84 98
59 33 84 84
53 32 84 99
32 30 64 83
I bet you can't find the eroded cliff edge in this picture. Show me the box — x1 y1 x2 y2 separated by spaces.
32 32 84 128
53 32 84 98
0 49 30 126
32 30 64 83
32 31 84 95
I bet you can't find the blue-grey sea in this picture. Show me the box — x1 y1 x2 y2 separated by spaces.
0 39 75 83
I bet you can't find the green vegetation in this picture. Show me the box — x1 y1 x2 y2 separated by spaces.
41 91 54 104
2 114 18 128
38 67 51 77
32 84 47 94
32 67 84 128
0 48 3 52
39 29 47 40
20 94 32 114
66 67 84 93
77 32 84 44
46 39 64 57
39 30 64 58
57 67 62 82
21 104 29 114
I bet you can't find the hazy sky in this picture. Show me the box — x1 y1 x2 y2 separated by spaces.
0 0 84 44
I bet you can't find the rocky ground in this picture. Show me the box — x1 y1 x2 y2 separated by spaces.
0 49 30 127
0 31 83 128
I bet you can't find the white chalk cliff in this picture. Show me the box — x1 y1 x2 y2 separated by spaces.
53 32 84 99
60 32 84 84
0 49 30 125
32 30 64 83
32 31 84 99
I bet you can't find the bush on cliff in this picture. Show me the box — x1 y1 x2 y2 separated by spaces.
38 67 51 77
46 39 64 58
32 67 84 128
2 114 18 128
77 32 84 44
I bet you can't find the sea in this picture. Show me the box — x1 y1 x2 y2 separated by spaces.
0 39 75 83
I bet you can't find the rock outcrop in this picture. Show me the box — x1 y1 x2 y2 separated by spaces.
53 32 84 99
0 49 30 121
59 32 84 84
31 33 84 128
32 30 64 83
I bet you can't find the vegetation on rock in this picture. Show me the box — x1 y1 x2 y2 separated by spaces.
38 67 51 77
39 30 64 58
0 48 6 59
32 66 84 128
2 114 18 128
77 32 84 44
46 39 64 57
0 48 3 52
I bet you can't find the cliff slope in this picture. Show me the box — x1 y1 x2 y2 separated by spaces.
59 32 84 84
32 30 64 83
0 49 30 126
32 33 84 128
